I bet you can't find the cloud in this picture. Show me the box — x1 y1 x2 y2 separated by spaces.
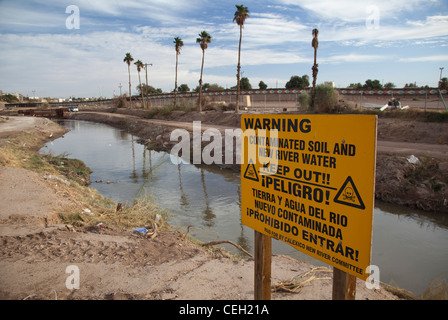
0 31 157 97
321 54 387 64
1 0 446 97
0 0 209 33
275 0 437 22
0 25 310 97
243 12 309 48
316 15 448 45
0 1 64 31
398 55 448 62
271 0 447 45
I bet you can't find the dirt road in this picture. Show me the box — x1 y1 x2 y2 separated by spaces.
377 141 448 158
0 117 52 139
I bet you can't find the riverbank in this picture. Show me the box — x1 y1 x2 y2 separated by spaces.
68 109 448 213
0 116 404 300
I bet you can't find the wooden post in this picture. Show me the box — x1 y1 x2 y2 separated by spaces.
254 230 271 300
332 267 356 300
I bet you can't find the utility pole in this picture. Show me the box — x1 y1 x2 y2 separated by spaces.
119 83 122 96
143 63 153 109
438 67 447 111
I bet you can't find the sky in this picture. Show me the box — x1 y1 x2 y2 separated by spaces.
0 0 447 99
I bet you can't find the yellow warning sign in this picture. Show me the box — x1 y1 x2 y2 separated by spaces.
241 115 377 280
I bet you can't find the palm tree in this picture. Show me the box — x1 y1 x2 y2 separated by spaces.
310 29 319 110
123 53 134 102
134 60 145 108
233 4 249 113
174 37 184 108
196 31 212 112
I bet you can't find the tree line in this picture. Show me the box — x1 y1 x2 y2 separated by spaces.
120 4 447 113
123 5 250 112
348 79 446 90
122 4 323 112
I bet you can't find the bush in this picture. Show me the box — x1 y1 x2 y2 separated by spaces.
0 94 19 103
117 97 127 108
145 107 162 119
315 84 338 113
297 91 310 109
40 101 50 109
425 112 448 123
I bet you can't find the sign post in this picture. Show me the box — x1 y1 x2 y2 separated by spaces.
254 231 271 300
241 114 377 299
332 267 356 300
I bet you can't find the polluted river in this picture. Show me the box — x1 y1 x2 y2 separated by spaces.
40 119 448 298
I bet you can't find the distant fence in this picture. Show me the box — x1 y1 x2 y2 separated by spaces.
143 88 448 110
5 88 447 110
145 88 447 100
338 88 446 95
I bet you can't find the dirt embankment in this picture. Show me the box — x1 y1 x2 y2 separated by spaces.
0 116 403 300
69 110 448 213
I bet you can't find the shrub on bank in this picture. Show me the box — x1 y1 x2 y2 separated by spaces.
297 91 310 109
315 84 339 113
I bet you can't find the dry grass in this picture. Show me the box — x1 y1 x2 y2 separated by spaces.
380 282 416 300
1 134 91 186
272 267 332 293
380 277 448 300
405 156 448 192
57 194 170 232
420 277 448 300
0 132 42 167
44 158 170 232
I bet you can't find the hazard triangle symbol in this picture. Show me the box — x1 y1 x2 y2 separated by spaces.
333 176 365 210
243 159 259 182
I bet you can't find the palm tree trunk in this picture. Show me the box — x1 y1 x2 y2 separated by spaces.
199 49 205 112
128 64 132 102
174 53 178 108
138 72 144 109
311 48 317 110
236 26 242 113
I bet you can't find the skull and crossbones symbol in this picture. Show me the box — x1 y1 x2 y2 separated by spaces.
342 187 356 202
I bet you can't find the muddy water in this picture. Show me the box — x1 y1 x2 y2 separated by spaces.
41 119 448 297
